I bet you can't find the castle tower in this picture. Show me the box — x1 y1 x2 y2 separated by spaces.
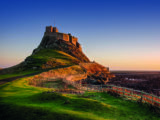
46 26 53 33
53 27 58 32
44 26 79 47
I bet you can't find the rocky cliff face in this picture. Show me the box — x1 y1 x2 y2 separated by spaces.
32 35 90 63
79 62 115 84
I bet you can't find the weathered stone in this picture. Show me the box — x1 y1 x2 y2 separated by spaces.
33 27 90 63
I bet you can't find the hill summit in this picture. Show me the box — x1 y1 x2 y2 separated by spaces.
32 26 90 63
0 25 113 85
0 26 90 74
24 26 90 70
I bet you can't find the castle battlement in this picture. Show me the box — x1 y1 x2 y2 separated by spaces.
44 26 81 51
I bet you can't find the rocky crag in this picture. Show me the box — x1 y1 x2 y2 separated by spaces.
0 26 90 74
24 26 90 69
32 35 89 63
0 26 114 84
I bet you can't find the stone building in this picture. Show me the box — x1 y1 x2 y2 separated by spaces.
44 26 82 51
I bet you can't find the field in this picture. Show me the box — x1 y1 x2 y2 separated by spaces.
0 50 160 120
0 75 160 120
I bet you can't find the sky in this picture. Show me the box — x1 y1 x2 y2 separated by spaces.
0 0 160 71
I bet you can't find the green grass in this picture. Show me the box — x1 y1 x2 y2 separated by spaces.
0 75 159 120
26 49 80 68
0 49 80 80
31 49 77 61
0 70 37 80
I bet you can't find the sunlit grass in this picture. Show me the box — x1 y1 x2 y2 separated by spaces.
0 49 80 80
0 70 36 80
0 75 159 120
27 49 80 68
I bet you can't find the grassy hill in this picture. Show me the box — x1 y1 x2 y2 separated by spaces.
25 49 80 69
0 47 159 119
0 67 159 120
0 49 80 80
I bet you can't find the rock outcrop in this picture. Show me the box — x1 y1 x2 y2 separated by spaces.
80 62 115 84
0 26 90 74
0 26 114 85
32 26 90 63
32 35 90 63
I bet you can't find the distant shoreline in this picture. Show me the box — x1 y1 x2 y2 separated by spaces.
111 70 160 73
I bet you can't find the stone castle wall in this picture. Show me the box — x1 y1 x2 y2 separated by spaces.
76 42 82 51
61 33 70 42
71 37 78 46
44 26 82 51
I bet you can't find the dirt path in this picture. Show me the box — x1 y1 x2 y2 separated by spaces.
0 75 32 85
0 71 43 85
0 66 73 85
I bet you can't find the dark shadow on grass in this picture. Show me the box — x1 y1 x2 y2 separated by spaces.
0 102 92 120
30 92 112 113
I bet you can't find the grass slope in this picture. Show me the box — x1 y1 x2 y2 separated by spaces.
0 76 159 120
0 70 36 80
0 49 159 119
26 49 80 68
0 49 80 80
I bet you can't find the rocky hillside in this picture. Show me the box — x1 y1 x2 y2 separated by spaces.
33 35 90 63
0 29 90 74
0 26 113 85
80 62 115 84
28 62 114 88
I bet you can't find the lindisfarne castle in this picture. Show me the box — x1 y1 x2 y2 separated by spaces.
31 25 90 63
44 26 82 51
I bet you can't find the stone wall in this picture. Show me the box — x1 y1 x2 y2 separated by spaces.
44 26 82 50
71 37 78 46
45 32 57 37
62 33 70 42
53 27 58 32
46 26 53 33
76 42 82 51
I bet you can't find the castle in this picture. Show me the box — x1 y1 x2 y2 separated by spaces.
44 26 82 51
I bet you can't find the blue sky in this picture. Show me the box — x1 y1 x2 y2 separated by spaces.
0 0 160 70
